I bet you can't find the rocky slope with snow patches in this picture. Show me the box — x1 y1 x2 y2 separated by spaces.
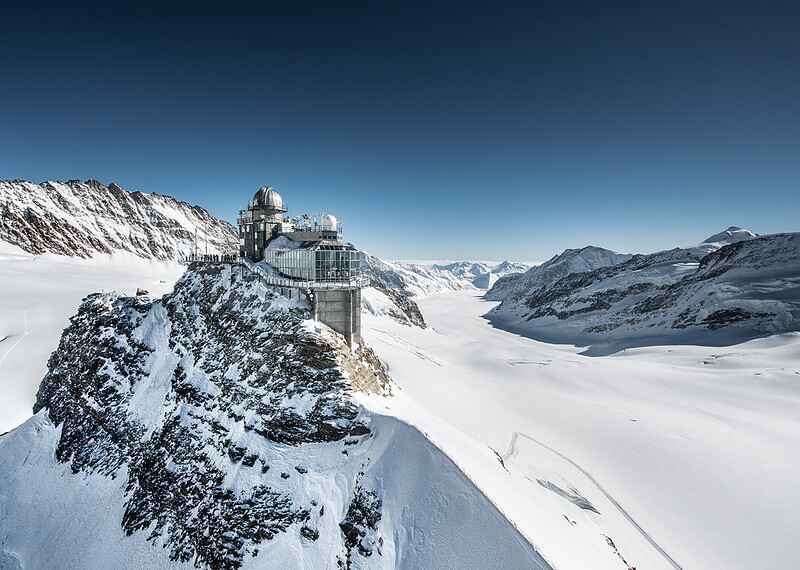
486 246 631 304
0 263 548 570
0 179 238 259
488 229 800 352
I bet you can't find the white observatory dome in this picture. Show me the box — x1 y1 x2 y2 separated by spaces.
321 213 338 231
253 186 284 210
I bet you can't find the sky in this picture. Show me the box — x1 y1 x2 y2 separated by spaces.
1 1 799 261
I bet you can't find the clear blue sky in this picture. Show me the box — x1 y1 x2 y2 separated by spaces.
1 1 798 261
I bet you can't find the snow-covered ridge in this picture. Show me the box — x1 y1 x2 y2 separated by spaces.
488 228 800 352
486 245 631 303
0 179 238 259
0 264 548 570
702 225 758 246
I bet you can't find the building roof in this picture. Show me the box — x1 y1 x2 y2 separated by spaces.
251 186 286 211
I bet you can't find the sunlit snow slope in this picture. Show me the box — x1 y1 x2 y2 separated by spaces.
363 291 800 570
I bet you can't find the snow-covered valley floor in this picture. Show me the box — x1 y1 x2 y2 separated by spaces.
2 249 798 569
362 291 800 570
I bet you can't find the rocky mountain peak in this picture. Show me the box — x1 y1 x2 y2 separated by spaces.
27 263 390 568
486 245 630 303
0 179 238 259
702 226 758 245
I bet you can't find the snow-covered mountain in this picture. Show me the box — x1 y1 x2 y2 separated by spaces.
432 260 531 288
431 260 492 282
491 260 530 276
0 179 238 259
433 260 531 289
0 264 548 570
487 228 800 352
486 246 631 303
362 256 529 327
702 225 758 246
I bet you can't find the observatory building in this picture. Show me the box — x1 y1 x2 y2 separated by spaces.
238 185 366 346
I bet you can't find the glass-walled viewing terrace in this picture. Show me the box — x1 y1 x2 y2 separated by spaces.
263 248 364 283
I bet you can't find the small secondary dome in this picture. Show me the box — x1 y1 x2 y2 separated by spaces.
321 214 338 231
252 186 285 210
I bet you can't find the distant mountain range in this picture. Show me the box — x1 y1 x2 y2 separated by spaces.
362 256 530 327
0 179 238 259
486 227 800 353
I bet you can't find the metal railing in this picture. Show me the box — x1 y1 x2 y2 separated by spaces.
183 254 368 289
241 257 368 289
184 254 240 264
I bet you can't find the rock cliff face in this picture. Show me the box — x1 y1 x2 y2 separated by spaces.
0 179 237 259
0 264 547 570
32 264 388 568
488 231 800 352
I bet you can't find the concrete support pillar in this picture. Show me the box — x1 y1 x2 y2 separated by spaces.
313 288 362 347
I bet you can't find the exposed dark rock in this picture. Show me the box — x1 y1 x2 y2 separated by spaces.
339 480 383 568
300 526 320 541
31 264 391 569
701 308 771 329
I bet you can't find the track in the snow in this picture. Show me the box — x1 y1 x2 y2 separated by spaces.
501 431 684 570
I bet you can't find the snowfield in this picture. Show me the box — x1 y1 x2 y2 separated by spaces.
1 255 798 569
0 243 184 432
363 291 800 570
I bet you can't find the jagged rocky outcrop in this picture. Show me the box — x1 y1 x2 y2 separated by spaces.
338 475 384 569
0 263 547 569
30 264 388 568
0 179 237 259
488 230 800 352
